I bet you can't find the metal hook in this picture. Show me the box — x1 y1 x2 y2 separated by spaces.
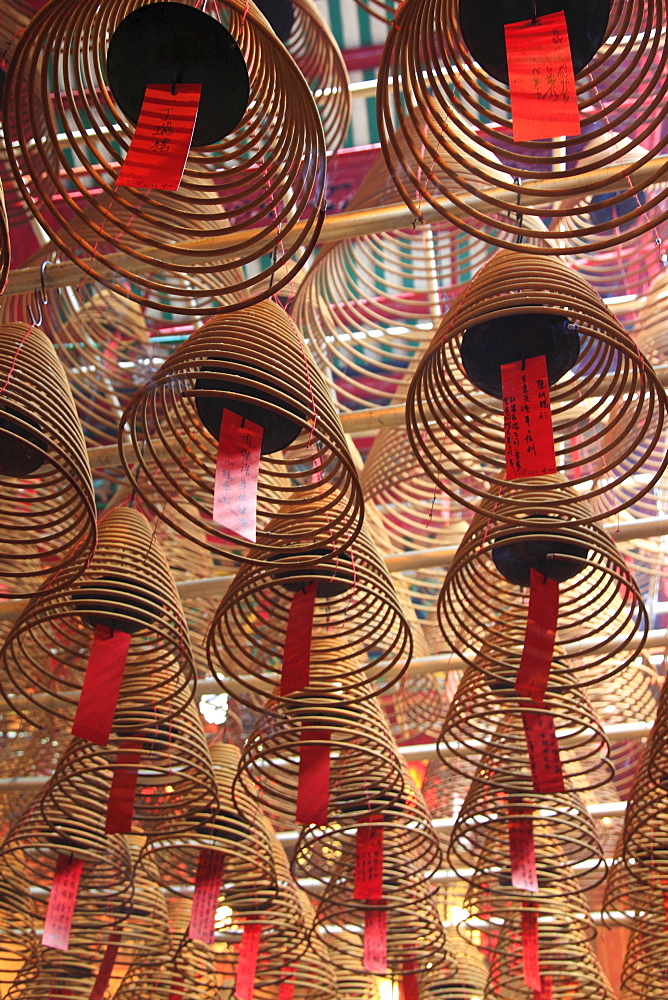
27 291 42 327
39 260 52 304
513 177 524 244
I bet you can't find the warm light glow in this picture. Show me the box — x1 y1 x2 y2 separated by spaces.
378 978 399 1000
199 693 229 724
214 904 234 929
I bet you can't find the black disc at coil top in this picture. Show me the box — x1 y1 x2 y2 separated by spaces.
458 0 610 85
106 2 250 148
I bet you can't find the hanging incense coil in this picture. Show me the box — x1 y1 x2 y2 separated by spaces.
3 0 326 314
330 933 381 1000
439 666 613 792
0 323 96 595
0 865 39 993
0 506 196 728
42 703 219 838
602 862 667 1000
464 891 615 1000
120 834 171 965
377 0 668 254
437 489 647 690
619 731 668 888
235 671 406 828
421 929 488 1000
141 743 278 914
448 768 606 894
120 301 363 560
207 514 411 708
316 878 450 977
406 251 668 525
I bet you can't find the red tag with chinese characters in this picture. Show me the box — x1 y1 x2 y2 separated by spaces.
213 409 263 544
354 816 384 901
281 583 318 696
43 854 84 951
189 849 225 945
295 728 330 825
105 742 142 833
509 808 538 893
117 84 201 190
515 569 559 705
235 922 262 1000
90 931 122 1000
71 625 132 746
277 970 296 1000
363 909 387 974
504 11 581 142
522 712 565 793
521 904 542 990
501 355 557 479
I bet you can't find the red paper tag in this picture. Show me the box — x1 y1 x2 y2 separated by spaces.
117 84 201 190
71 625 132 746
90 931 122 1000
402 961 419 1000
105 742 142 834
504 11 581 142
277 970 296 1000
501 356 557 479
295 728 330 825
509 808 538 893
189 849 225 945
363 909 387 974
280 583 318 696
515 569 559 705
354 816 384 901
213 410 263 544
521 904 541 990
43 854 84 951
236 923 262 1000
522 712 564 793
536 977 553 1000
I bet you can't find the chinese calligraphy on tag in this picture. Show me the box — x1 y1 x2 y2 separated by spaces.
213 409 263 544
43 854 84 950
354 817 384 901
504 11 581 142
501 355 557 479
117 83 201 191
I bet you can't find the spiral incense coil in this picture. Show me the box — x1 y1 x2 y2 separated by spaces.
207 516 411 708
120 834 171 964
421 929 488 1000
386 673 446 744
120 301 363 560
617 924 668 1000
271 0 350 154
0 322 96 594
330 933 381 1000
316 879 450 976
0 505 196 728
42 703 219 838
439 667 613 793
448 769 606 894
620 729 668 888
0 866 39 991
142 743 278 914
464 892 615 1000
437 492 647 690
236 671 406 829
260 890 337 1000
3 0 327 314
406 251 668 524
292 739 441 887
377 0 668 254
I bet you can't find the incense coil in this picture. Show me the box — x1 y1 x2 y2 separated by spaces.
406 250 668 525
464 892 615 1000
0 865 39 991
421 930 488 1000
41 702 219 838
121 834 171 964
207 515 411 708
237 670 407 831
0 506 196 728
0 323 96 595
316 879 450 976
617 923 668 1000
377 0 668 254
439 666 613 792
619 719 668 887
142 743 278 914
566 228 664 303
330 933 381 1000
448 771 606 894
437 490 647 690
3 0 326 315
120 301 363 560
257 890 337 1000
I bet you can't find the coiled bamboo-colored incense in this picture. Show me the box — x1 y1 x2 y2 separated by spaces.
2 0 326 314
377 0 668 253
120 302 363 561
0 507 196 729
206 516 411 708
406 252 668 526
0 323 96 595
